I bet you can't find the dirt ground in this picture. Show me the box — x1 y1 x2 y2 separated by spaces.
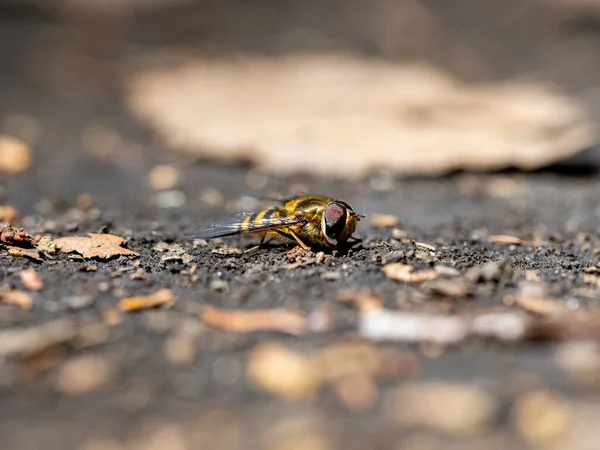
3 2 600 450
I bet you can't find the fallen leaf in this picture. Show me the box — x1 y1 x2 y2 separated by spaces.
5 245 42 261
87 233 125 245
54 233 139 259
489 234 533 246
384 263 438 284
0 135 31 174
126 55 596 178
20 268 43 291
370 214 399 227
118 288 174 312
0 290 32 309
247 342 322 401
201 306 306 335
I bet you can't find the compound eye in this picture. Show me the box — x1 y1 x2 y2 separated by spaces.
325 202 347 238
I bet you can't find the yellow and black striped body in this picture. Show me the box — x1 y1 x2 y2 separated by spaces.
185 194 364 250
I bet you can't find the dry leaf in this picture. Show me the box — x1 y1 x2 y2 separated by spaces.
20 268 43 291
126 55 596 177
54 233 138 259
0 290 32 309
384 263 438 284
201 306 306 335
370 214 399 227
119 288 174 311
489 234 533 246
5 245 42 261
247 342 322 401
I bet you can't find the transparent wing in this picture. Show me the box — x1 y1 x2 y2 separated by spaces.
184 211 305 240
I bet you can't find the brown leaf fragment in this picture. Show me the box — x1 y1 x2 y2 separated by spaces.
247 342 322 401
370 213 399 227
119 288 174 312
0 225 35 247
20 268 43 291
5 245 42 261
384 263 438 284
489 234 533 246
201 306 306 335
0 205 20 223
87 233 125 245
0 290 32 309
54 233 138 259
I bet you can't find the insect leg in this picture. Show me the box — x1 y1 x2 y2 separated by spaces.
287 228 311 252
244 233 268 254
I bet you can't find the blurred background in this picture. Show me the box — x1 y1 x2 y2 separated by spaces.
2 1 600 450
1 0 600 199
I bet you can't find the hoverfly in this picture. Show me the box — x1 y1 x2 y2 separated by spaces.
185 194 365 251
